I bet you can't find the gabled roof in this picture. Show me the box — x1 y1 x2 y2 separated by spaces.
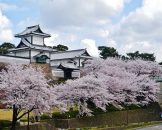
33 52 50 59
58 63 79 70
15 25 51 38
9 38 56 52
51 49 92 61
16 41 28 48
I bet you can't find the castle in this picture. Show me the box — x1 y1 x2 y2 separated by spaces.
0 25 92 79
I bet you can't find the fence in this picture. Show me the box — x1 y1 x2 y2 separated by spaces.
54 106 162 129
1 104 162 130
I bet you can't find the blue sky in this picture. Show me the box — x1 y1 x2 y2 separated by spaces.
1 0 162 61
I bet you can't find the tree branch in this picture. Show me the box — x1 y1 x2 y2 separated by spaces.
17 107 35 120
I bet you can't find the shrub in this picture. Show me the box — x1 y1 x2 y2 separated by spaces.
40 114 51 120
52 110 79 119
0 120 18 130
20 119 28 122
0 120 11 128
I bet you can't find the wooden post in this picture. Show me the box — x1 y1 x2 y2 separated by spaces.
79 57 80 68
126 107 128 125
27 111 30 130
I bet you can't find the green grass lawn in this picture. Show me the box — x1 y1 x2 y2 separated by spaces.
0 109 13 120
0 108 61 121
0 109 32 120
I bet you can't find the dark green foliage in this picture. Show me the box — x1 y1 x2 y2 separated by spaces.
52 78 77 85
159 62 162 65
0 42 15 54
120 55 129 60
0 120 19 129
36 55 49 64
53 44 68 51
0 120 11 128
87 101 123 115
57 78 67 84
19 119 28 122
98 46 119 59
98 46 156 61
52 110 79 119
40 114 51 120
58 102 159 119
52 102 155 119
127 51 155 61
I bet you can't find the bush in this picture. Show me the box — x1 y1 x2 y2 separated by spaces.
0 120 11 128
52 110 79 119
40 114 51 120
0 120 20 130
20 119 28 122
52 102 160 120
0 120 11 130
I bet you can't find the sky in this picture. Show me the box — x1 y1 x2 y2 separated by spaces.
0 0 162 61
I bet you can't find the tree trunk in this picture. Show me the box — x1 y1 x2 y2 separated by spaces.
11 105 18 130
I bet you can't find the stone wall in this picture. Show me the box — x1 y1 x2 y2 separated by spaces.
158 82 162 108
0 62 53 79
16 122 57 130
30 63 53 79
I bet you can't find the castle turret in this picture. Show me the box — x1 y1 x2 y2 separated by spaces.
8 25 54 63
15 25 51 46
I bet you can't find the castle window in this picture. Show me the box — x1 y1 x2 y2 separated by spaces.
36 55 49 64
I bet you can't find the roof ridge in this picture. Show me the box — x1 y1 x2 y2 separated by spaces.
27 25 39 29
15 25 50 38
52 48 86 54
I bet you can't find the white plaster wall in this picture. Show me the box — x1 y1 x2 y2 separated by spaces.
0 56 30 64
30 50 50 63
50 59 70 66
72 70 80 78
6 52 15 56
73 58 86 67
44 52 50 57
50 58 86 68
52 69 64 78
33 36 44 45
31 50 40 57
30 50 40 62
15 51 29 57
52 69 80 78
50 58 85 67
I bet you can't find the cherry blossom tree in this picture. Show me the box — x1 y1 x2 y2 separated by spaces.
53 58 162 116
0 64 52 130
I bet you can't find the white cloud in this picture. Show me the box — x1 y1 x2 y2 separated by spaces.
45 33 59 47
23 0 131 54
6 0 162 61
0 10 13 42
38 0 129 28
44 31 78 49
81 39 99 57
108 0 162 61
107 39 117 48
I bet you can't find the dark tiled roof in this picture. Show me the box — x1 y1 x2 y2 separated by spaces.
9 38 56 52
50 49 91 60
15 25 51 38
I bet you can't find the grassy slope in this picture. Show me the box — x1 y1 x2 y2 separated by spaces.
0 109 32 120
0 108 60 120
0 109 12 120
